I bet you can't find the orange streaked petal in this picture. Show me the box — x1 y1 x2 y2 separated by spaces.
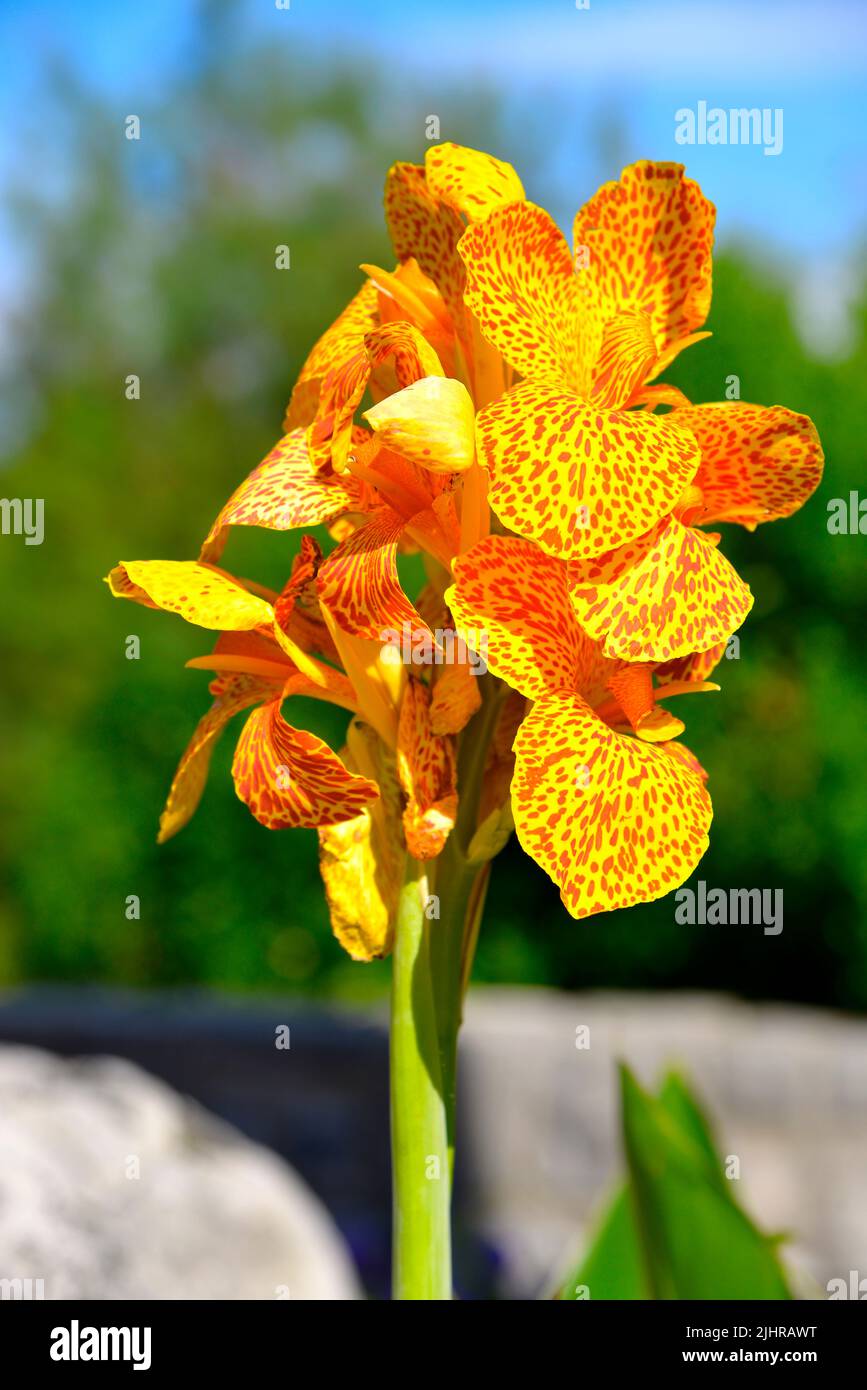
232 698 379 830
447 535 597 699
364 375 476 474
200 431 362 563
511 691 712 918
590 309 658 408
316 508 425 641
286 279 379 430
460 201 586 390
396 676 458 860
670 402 824 529
107 560 274 630
429 660 482 736
568 517 753 662
476 383 701 560
158 672 277 843
384 161 467 324
424 142 525 219
573 160 715 356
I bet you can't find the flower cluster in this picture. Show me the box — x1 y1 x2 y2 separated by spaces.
107 143 823 954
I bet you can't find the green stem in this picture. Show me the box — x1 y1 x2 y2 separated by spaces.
390 858 452 1300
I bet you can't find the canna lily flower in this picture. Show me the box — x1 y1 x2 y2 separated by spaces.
447 536 717 918
458 161 823 661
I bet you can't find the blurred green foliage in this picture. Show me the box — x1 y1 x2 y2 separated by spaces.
1 23 865 1006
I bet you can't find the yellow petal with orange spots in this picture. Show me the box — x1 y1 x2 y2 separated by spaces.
317 719 405 961
384 161 468 323
568 517 753 662
590 309 658 408
396 676 458 860
316 508 426 641
670 402 824 529
285 279 379 430
573 161 715 357
460 202 587 390
232 698 379 830
447 535 597 699
157 672 278 843
476 384 701 560
424 142 525 219
107 560 275 630
200 431 362 563
511 692 712 918
365 376 476 474
429 661 482 735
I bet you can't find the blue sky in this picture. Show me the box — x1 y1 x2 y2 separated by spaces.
1 0 866 352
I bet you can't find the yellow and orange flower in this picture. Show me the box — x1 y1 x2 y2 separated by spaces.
107 142 823 944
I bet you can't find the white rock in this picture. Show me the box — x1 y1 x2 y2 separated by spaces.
0 1046 360 1300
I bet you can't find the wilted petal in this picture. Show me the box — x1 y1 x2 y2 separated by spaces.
396 677 458 860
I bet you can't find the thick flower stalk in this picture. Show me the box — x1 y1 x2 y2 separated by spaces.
106 143 823 1299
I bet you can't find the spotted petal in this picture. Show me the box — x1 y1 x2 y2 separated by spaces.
158 672 277 843
201 431 362 563
511 692 712 918
568 517 753 662
107 560 274 630
232 699 379 830
447 535 597 699
476 383 701 560
573 161 715 358
316 508 425 641
424 142 525 219
670 402 824 529
460 202 587 390
396 676 458 860
286 279 379 430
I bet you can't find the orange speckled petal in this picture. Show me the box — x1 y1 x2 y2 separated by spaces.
396 676 458 860
158 673 278 843
671 402 824 529
364 319 444 385
429 661 482 735
511 691 712 918
447 535 597 699
656 642 727 686
384 161 468 323
365 376 476 474
476 383 701 560
107 560 274 631
424 142 525 219
286 280 379 430
590 309 658 408
316 508 425 641
232 698 379 830
573 161 715 355
568 517 753 662
200 431 362 563
460 202 586 389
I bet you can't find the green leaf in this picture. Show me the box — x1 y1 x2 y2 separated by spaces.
557 1068 793 1300
620 1065 793 1300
